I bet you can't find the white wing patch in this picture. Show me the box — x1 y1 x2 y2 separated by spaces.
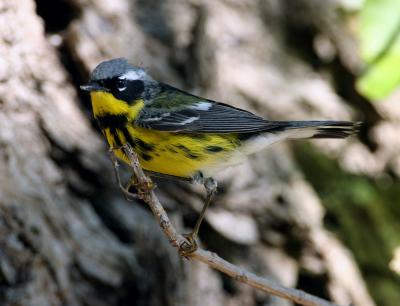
141 113 171 122
189 101 212 111
180 117 198 125
141 117 163 122
140 112 198 125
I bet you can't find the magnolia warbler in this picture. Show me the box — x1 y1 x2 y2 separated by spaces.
81 58 358 251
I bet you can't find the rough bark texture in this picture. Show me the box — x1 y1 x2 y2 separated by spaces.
1 0 399 306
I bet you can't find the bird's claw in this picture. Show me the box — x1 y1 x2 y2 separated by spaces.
179 233 198 257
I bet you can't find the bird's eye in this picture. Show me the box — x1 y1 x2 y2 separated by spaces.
116 78 126 91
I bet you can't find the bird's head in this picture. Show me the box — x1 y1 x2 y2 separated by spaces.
80 58 154 102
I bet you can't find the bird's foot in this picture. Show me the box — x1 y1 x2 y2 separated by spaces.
179 232 198 257
125 176 156 200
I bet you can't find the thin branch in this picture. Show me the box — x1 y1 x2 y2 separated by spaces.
119 144 341 306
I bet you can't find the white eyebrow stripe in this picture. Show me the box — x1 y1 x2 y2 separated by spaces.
119 70 144 80
189 102 212 111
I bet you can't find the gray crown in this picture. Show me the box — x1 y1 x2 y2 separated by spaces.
91 58 138 80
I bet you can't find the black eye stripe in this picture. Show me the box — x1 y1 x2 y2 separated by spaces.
112 79 144 102
99 78 114 88
127 80 144 91
95 77 144 102
116 79 126 89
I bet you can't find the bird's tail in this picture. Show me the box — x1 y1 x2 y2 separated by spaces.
272 120 360 139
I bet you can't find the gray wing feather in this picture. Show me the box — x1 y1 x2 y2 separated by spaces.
135 86 358 137
136 101 271 133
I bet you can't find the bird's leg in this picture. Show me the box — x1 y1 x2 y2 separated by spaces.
127 173 156 199
108 145 157 199
192 177 217 238
108 147 138 201
180 176 217 256
124 173 138 191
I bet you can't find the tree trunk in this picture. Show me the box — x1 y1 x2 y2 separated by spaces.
1 0 398 306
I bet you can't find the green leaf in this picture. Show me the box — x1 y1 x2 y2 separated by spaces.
356 0 400 100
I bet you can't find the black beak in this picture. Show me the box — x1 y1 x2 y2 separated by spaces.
80 81 105 92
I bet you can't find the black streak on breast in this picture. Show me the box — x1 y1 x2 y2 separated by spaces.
121 128 137 149
136 139 155 152
97 114 127 128
205 145 224 153
175 144 200 160
140 153 153 161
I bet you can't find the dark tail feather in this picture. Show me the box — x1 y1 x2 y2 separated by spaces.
273 120 361 139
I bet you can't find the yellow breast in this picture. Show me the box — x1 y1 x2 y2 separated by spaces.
107 126 239 178
91 91 244 178
90 91 241 178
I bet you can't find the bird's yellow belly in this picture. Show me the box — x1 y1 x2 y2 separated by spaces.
104 126 240 179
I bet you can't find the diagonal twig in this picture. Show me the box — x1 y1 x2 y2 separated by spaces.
116 144 341 306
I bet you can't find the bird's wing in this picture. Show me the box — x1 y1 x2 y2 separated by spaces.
135 84 273 133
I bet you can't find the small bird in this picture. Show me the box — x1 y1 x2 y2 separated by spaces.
81 58 358 250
